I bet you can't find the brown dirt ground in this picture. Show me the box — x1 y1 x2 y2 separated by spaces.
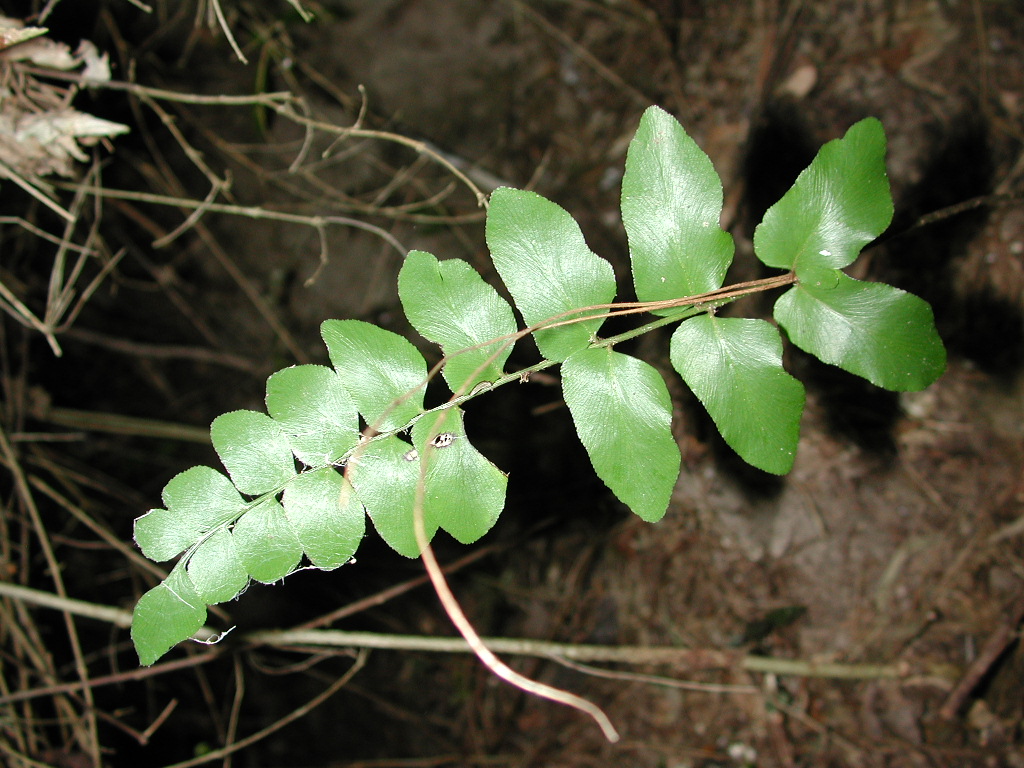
2 1 1023 767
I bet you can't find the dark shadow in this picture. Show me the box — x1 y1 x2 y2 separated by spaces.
732 98 820 317
679 391 788 501
467 361 622 532
741 99 820 237
879 111 1023 379
788 347 902 456
946 289 1024 376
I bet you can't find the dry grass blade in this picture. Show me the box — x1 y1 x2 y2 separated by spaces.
0 427 100 766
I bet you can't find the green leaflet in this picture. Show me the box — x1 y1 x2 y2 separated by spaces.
134 466 245 562
774 269 946 391
670 315 805 475
561 347 680 522
398 249 517 393
411 409 507 545
346 411 507 556
622 105 734 311
348 434 436 558
132 566 206 666
321 319 427 432
266 364 360 468
211 410 296 495
753 118 893 273
231 497 303 583
282 467 364 570
486 187 617 362
186 528 248 605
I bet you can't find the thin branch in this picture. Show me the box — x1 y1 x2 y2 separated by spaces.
0 276 58 353
294 544 502 630
26 404 211 444
0 651 222 706
206 0 248 64
285 0 314 22
0 580 944 703
275 109 490 208
0 581 133 627
21 69 489 209
939 590 1024 719
0 581 219 642
139 700 178 746
0 157 73 221
548 655 759 695
157 651 367 768
247 628 922 681
508 0 652 107
51 184 408 258
887 192 1022 241
18 66 296 107
62 327 260 373
0 216 96 252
